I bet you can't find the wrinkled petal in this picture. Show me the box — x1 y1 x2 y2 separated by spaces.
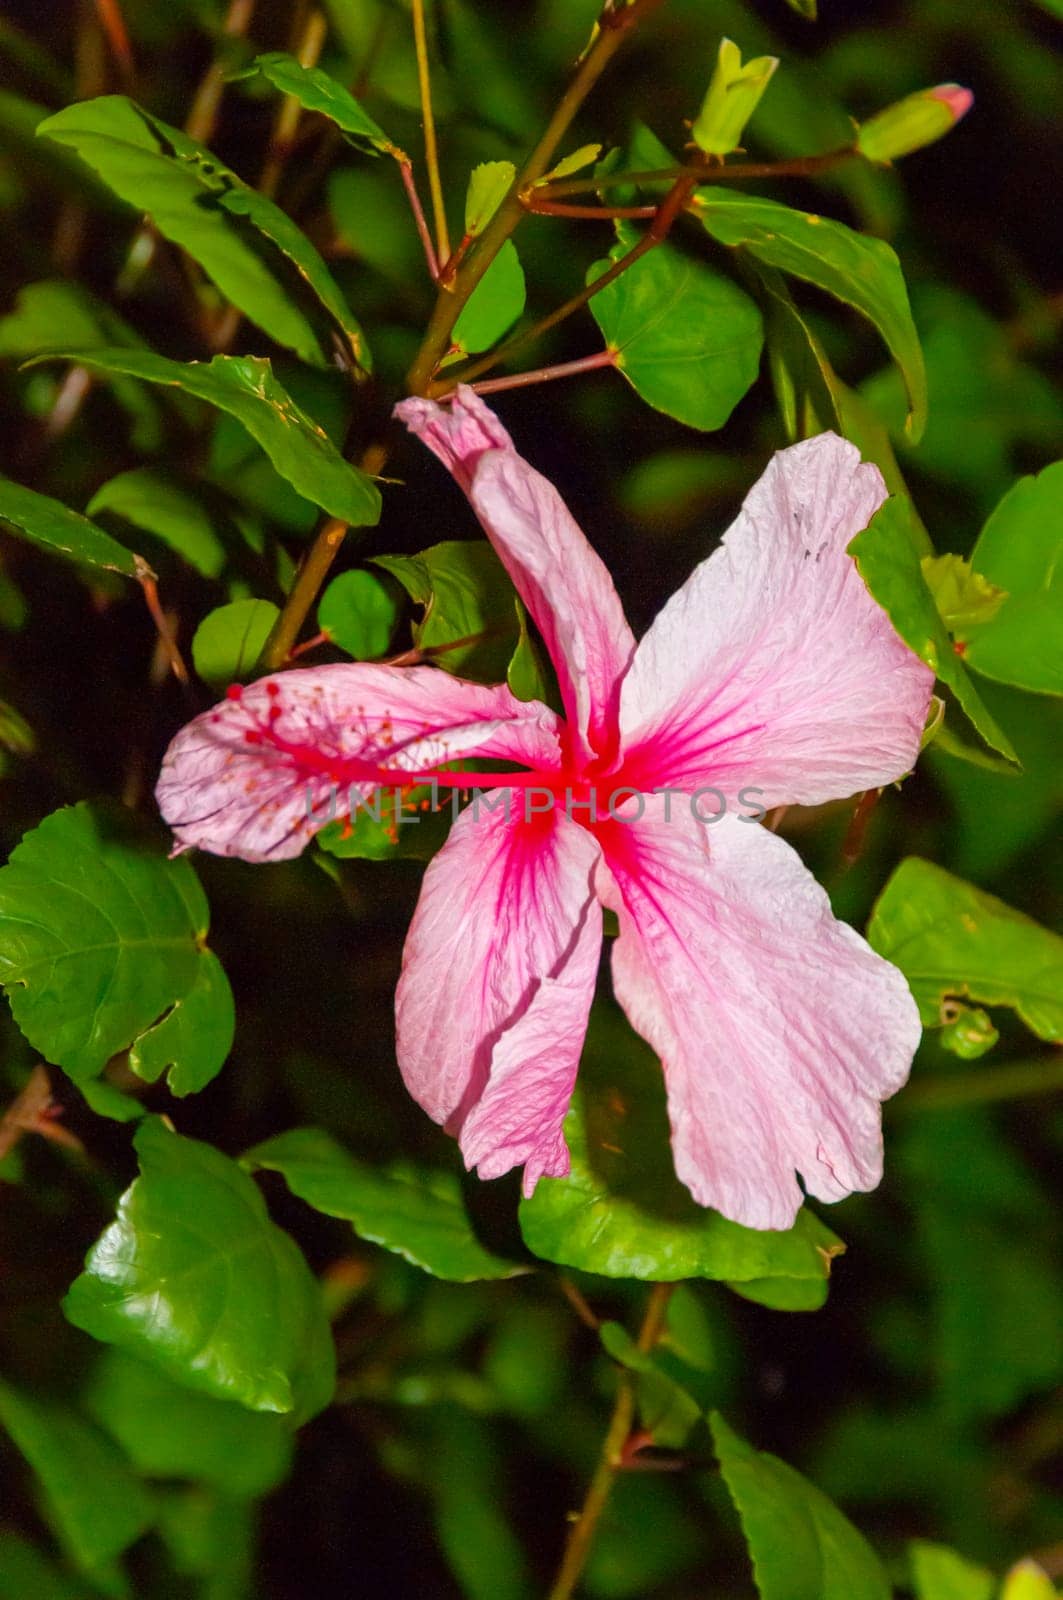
397 387 636 762
598 800 920 1229
395 800 602 1188
156 664 562 863
618 433 934 808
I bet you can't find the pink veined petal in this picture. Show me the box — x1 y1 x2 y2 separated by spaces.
395 800 602 1188
397 387 636 763
156 664 563 863
598 799 921 1230
618 432 934 809
459 892 602 1196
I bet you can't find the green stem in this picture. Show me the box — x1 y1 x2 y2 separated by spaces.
547 1284 673 1600
901 1056 1063 1111
404 0 668 397
535 145 857 200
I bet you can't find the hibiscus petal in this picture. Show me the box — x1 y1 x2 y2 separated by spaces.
397 387 635 761
618 432 934 808
156 664 562 862
395 800 602 1188
599 801 920 1230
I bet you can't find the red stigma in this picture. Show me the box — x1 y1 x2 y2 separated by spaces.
226 684 244 701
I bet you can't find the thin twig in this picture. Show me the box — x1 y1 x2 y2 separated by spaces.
558 1277 602 1333
412 0 450 262
399 160 440 280
185 0 258 146
548 1285 673 1600
534 146 857 201
137 565 192 691
0 1065 83 1161
468 350 617 397
93 0 134 82
523 197 658 220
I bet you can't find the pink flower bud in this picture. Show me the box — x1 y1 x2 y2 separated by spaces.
856 84 974 164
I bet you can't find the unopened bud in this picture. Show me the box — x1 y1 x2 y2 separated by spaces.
856 84 973 164
691 39 779 158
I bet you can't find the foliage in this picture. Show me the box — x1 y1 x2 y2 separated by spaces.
0 0 1059 1595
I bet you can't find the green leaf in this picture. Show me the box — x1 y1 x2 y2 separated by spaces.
868 858 1063 1040
961 462 1063 695
32 351 381 526
0 1532 96 1600
464 160 515 234
710 1411 892 1600
37 95 367 368
192 598 280 685
599 1322 702 1448
506 599 549 703
374 539 520 681
518 1010 843 1294
921 553 1007 633
316 782 453 863
64 1118 335 1422
849 495 1018 763
0 1377 153 1581
0 477 139 577
589 223 763 431
784 0 817 14
250 51 402 157
694 187 927 437
318 568 400 658
0 802 235 1093
536 143 602 184
243 1127 522 1282
88 469 226 579
750 261 840 440
450 240 525 358
909 1539 995 1600
87 1349 292 1497
1001 1563 1057 1600
691 38 779 158
938 1002 999 1061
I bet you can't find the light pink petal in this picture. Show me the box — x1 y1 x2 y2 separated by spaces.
599 800 920 1230
397 387 636 762
618 432 934 808
156 664 562 863
396 800 601 1187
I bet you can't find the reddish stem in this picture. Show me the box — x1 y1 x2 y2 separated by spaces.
523 197 658 220
400 160 440 281
468 350 617 397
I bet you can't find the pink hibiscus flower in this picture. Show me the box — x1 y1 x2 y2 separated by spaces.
156 390 933 1230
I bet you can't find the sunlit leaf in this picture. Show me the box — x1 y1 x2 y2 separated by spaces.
909 1538 995 1600
519 1009 843 1295
318 568 400 658
589 223 763 430
869 858 1063 1038
250 51 402 157
0 1377 153 1581
849 495 1018 763
536 143 602 184
961 461 1063 695
1001 1562 1057 1600
0 802 234 1093
192 598 279 685
31 351 381 526
65 1118 335 1421
38 95 368 367
0 477 138 577
922 553 1007 633
464 160 515 236
449 240 525 358
243 1127 523 1282
694 187 927 436
711 1411 892 1600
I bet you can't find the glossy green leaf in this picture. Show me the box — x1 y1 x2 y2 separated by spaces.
961 462 1063 695
0 477 139 577
518 1011 843 1293
374 539 520 682
599 1322 702 1448
589 224 763 431
750 261 840 439
694 187 927 436
243 1127 522 1282
0 802 234 1092
711 1411 892 1600
250 51 401 157
88 469 226 579
318 568 399 658
64 1118 335 1421
37 95 367 367
192 598 279 685
464 160 515 234
450 240 525 358
868 857 1063 1040
0 1377 153 1580
87 1349 292 1497
910 1539 995 1600
32 351 381 526
849 495 1018 763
